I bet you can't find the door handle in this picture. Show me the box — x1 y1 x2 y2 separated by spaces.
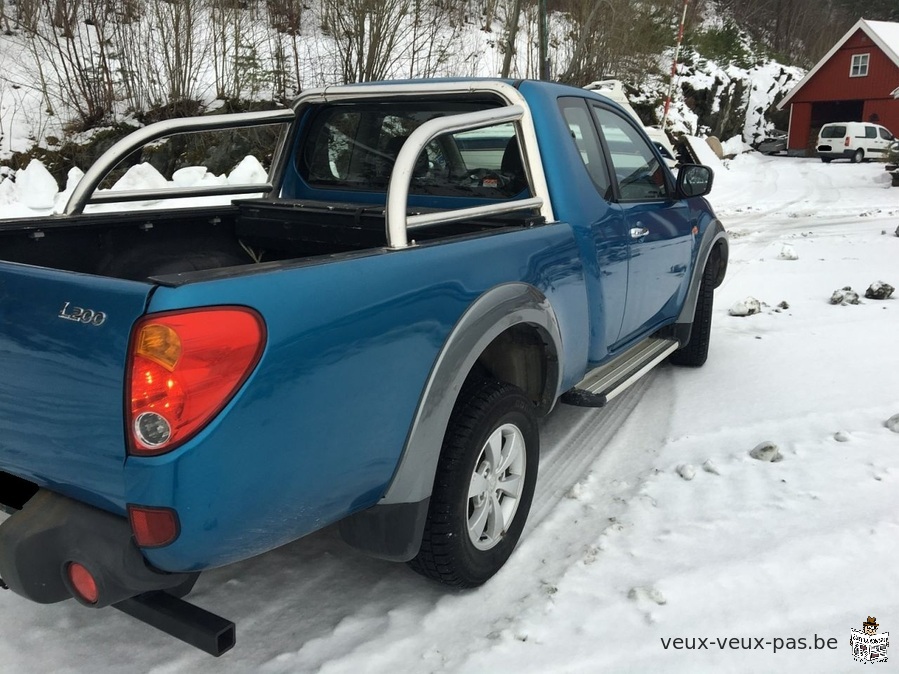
630 226 650 239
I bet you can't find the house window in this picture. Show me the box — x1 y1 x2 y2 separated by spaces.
850 54 869 77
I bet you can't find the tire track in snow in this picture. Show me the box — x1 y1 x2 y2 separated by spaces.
273 374 672 674
528 374 654 528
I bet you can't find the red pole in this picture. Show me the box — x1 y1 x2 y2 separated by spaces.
662 0 689 129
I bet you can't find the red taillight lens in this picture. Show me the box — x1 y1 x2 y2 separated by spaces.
844 137 850 147
67 562 99 604
128 307 265 455
128 505 180 547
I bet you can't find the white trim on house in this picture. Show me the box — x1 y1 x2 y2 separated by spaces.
778 19 899 109
850 53 870 77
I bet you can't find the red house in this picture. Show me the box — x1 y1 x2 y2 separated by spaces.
778 19 899 154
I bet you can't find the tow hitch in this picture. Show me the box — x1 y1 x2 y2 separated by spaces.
0 489 236 655
115 591 235 656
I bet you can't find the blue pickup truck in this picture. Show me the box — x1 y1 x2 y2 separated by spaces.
0 79 727 654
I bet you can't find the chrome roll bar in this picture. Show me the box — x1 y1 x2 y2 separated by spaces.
63 109 295 216
61 81 555 253
385 105 544 249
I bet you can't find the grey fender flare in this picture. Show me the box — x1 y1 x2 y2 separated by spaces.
338 282 563 561
675 219 729 336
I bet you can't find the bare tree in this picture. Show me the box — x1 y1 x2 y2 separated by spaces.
320 0 412 83
23 0 117 127
406 0 471 78
500 0 524 77
265 0 304 97
1 0 12 34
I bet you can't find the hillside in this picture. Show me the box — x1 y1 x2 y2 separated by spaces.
0 0 870 178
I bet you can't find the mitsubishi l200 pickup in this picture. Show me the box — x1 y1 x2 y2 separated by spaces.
0 79 727 654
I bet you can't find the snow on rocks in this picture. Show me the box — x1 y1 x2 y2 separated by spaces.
728 296 762 316
720 135 751 157
110 162 168 192
96 162 169 208
778 244 798 260
886 414 899 433
865 281 894 300
52 167 85 214
834 431 850 442
628 586 667 606
172 166 209 186
64 166 84 193
676 464 696 481
702 459 720 475
749 441 783 462
227 155 267 184
830 287 860 305
16 160 58 210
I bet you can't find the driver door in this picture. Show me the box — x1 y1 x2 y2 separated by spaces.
590 105 693 345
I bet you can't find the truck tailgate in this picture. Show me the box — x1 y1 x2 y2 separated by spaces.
0 261 152 512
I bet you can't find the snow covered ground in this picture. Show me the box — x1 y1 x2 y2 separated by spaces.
1 153 898 672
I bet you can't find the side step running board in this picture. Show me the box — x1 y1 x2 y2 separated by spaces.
561 337 679 408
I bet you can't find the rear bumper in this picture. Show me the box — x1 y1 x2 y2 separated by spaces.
0 489 195 607
816 148 855 160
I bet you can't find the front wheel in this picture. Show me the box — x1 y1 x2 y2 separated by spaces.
408 380 539 587
669 258 716 367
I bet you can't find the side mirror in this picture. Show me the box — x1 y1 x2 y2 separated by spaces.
677 164 714 198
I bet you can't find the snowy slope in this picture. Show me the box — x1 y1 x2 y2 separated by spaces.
0 153 897 672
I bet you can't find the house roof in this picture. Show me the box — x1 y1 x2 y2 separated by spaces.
778 19 899 109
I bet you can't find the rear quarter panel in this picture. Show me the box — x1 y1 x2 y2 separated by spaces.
129 225 587 571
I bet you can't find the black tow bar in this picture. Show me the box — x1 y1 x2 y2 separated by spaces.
114 591 236 657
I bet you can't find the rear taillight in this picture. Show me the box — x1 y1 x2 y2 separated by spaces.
845 137 850 147
127 307 265 455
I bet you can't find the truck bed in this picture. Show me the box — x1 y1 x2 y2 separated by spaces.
0 199 539 283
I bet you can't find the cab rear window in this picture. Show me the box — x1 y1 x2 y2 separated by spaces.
297 101 528 199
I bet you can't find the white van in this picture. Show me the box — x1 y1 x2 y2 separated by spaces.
816 122 894 163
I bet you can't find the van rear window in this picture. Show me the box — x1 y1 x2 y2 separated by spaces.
820 126 846 138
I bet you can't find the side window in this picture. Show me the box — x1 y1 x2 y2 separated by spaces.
865 126 877 139
592 106 668 201
558 97 612 198
880 128 893 141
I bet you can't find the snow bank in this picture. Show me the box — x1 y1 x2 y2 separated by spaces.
16 160 58 210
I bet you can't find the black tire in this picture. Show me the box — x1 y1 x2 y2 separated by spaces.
852 148 864 164
821 157 832 163
669 259 715 367
408 379 539 588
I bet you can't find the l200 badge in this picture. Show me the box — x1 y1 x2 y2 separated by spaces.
58 302 107 326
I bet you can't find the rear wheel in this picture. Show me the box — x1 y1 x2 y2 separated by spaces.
408 380 538 587
852 148 864 163
820 157 832 163
669 258 715 367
